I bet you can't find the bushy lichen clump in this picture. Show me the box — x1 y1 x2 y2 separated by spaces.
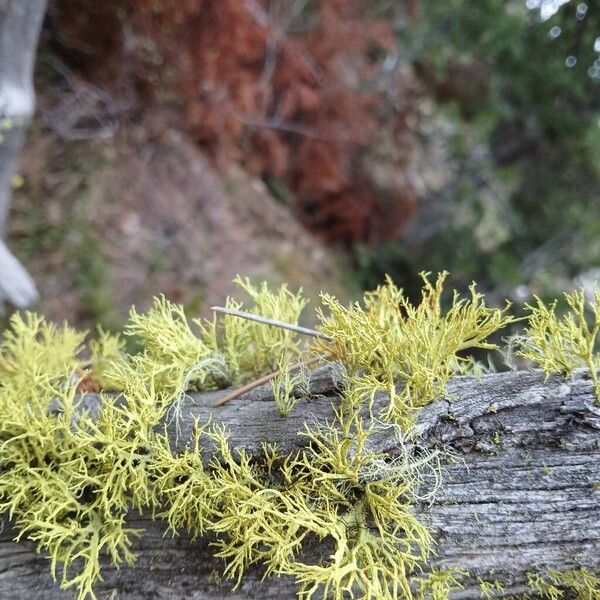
316 273 515 427
527 568 600 600
0 274 598 599
516 288 600 401
154 410 440 600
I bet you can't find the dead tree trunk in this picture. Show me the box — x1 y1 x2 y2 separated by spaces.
0 0 45 308
0 367 598 599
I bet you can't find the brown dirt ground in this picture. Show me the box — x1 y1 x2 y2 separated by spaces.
8 111 353 330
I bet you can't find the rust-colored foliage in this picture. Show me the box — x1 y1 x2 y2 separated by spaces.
49 0 419 245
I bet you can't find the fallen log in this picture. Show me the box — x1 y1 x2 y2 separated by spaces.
0 366 598 598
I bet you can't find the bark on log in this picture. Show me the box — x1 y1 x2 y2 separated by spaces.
0 366 598 599
0 0 45 308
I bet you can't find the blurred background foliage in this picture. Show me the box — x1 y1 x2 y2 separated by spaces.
8 0 600 328
358 0 600 301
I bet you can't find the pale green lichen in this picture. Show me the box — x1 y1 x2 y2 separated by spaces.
102 278 310 432
526 568 600 600
555 568 600 600
0 279 328 599
227 276 309 376
414 568 467 599
516 288 600 401
107 277 309 393
0 364 153 597
270 353 309 415
0 275 595 599
114 294 229 394
315 272 515 427
88 326 126 389
0 311 86 391
478 578 507 599
149 406 440 600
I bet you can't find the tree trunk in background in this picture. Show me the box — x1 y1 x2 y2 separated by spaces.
0 0 45 308
0 367 598 598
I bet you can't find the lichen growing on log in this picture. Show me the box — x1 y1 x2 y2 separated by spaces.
0 274 598 599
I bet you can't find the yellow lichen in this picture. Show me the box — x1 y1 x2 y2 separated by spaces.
0 311 86 392
270 353 309 415
478 578 507 599
415 568 467 600
315 272 515 427
516 288 600 401
527 568 600 600
88 326 126 389
0 274 591 600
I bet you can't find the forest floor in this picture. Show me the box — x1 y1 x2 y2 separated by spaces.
8 105 352 330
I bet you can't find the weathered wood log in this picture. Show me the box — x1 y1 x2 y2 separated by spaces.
0 0 45 308
0 366 598 598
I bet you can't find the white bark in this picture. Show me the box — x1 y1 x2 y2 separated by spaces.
0 0 46 307
0 238 38 308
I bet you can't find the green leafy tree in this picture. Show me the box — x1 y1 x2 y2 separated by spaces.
358 0 600 300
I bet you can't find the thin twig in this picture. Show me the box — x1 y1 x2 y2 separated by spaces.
213 354 330 407
210 306 332 340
